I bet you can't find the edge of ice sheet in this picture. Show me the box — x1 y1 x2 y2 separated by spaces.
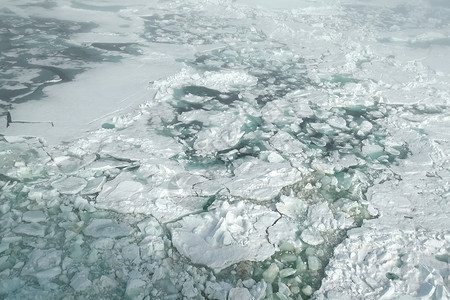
1 58 181 145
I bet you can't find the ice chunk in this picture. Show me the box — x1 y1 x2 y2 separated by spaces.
51 177 87 195
122 244 140 261
226 158 301 201
357 120 373 135
327 116 348 130
70 271 92 292
307 202 337 231
362 144 384 159
54 156 83 174
13 223 46 237
97 173 144 201
81 177 106 195
182 282 198 298
205 281 232 300
307 256 322 271
302 285 313 296
301 228 325 246
228 287 253 300
434 285 450 300
168 200 278 272
0 278 23 295
21 249 62 279
277 282 292 298
268 217 304 249
250 280 268 300
267 151 285 163
417 282 435 298
95 171 208 222
262 263 279 283
309 123 335 135
96 275 118 291
125 278 147 298
91 238 114 250
22 211 46 223
198 70 257 92
276 195 308 219
73 196 94 212
279 268 296 278
269 131 306 156
83 219 133 238
193 110 245 155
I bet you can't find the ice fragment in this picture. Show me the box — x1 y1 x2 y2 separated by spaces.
22 211 46 223
83 219 133 238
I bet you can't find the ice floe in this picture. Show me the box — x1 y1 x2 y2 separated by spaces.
168 200 279 272
1 0 450 299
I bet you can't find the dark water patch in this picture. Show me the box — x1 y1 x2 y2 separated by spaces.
0 15 101 106
241 115 264 134
0 13 141 109
181 85 240 106
59 46 120 63
173 100 206 114
185 47 312 107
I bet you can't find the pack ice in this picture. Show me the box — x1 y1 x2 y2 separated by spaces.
1 0 450 299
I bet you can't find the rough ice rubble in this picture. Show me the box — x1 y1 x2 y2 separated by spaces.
316 123 450 299
169 200 280 272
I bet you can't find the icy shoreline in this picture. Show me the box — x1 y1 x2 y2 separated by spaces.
1 0 450 299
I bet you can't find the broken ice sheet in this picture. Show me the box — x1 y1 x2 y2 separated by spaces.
0 137 51 180
51 176 87 195
225 157 302 201
21 249 62 279
168 200 279 272
95 171 210 222
83 219 133 238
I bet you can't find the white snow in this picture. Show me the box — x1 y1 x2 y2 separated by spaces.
168 200 279 272
1 0 449 299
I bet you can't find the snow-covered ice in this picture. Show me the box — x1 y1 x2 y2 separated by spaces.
1 0 450 299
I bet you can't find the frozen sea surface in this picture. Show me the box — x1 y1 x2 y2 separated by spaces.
1 0 450 299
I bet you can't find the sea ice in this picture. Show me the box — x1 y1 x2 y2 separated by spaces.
228 287 253 300
51 176 87 195
21 249 62 279
95 170 209 222
301 228 325 246
81 177 106 195
83 219 133 238
13 223 46 237
168 200 279 272
307 202 337 231
70 271 92 292
226 158 301 201
22 211 46 223
268 218 304 249
262 263 279 283
1 0 450 299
